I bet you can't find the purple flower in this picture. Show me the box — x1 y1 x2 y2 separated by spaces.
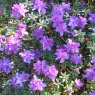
0 58 13 74
74 78 83 88
83 67 95 81
51 14 64 27
16 22 28 38
18 22 27 30
19 49 35 64
5 35 21 55
50 4 70 36
77 16 87 29
34 60 58 81
69 30 75 35
29 75 46 91
40 36 53 51
64 39 80 53
67 88 74 94
32 27 44 40
10 72 30 87
33 0 47 14
79 1 85 7
55 23 68 36
16 29 28 38
89 91 95 95
55 48 69 63
51 5 64 16
43 65 58 81
51 5 64 25
69 16 86 29
91 27 95 31
68 16 87 29
91 58 95 64
68 16 79 29
70 54 82 64
33 60 47 74
89 13 95 23
11 3 28 19
0 8 2 15
32 49 41 60
62 2 71 12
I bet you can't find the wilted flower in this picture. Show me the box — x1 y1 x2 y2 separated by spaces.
74 68 80 73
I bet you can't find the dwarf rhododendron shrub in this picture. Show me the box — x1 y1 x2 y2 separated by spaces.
0 0 95 95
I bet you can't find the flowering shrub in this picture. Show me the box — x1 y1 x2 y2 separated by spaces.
0 0 95 95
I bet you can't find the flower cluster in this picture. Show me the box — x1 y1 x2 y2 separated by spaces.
10 72 30 87
68 16 87 29
1 0 95 94
51 4 68 36
33 60 58 81
55 39 82 64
